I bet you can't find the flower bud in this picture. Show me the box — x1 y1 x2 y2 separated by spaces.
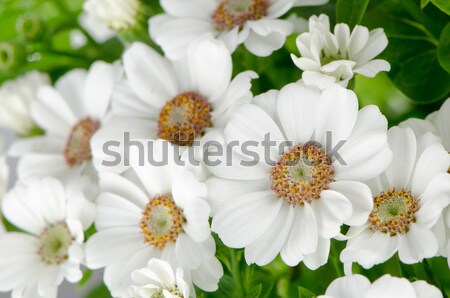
16 14 45 41
0 42 26 72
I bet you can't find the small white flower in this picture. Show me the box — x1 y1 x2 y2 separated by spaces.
291 14 391 89
91 38 256 174
341 126 450 268
208 83 392 268
130 258 190 298
83 0 141 32
0 71 50 135
9 61 120 180
318 274 443 298
400 97 450 267
150 0 328 59
86 140 223 298
0 176 95 298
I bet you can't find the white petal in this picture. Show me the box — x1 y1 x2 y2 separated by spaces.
398 225 439 264
55 69 87 118
348 26 369 58
302 237 330 270
354 59 390 77
244 29 287 57
96 192 142 230
325 275 371 298
412 280 443 298
160 0 216 18
366 275 416 298
175 234 215 270
190 257 223 292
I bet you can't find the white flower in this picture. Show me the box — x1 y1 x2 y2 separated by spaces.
0 176 95 298
208 83 392 268
83 0 140 32
149 0 327 59
86 140 223 298
9 61 119 180
0 71 50 135
291 14 391 89
0 136 9 234
91 38 256 174
399 98 450 267
341 126 450 268
318 274 443 298
130 258 190 298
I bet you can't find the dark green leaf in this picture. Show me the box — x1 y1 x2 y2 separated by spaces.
84 283 111 298
438 23 450 73
431 0 450 15
77 269 92 289
298 286 316 298
421 0 431 9
336 0 370 28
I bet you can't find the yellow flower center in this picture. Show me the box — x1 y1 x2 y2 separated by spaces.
369 188 419 235
64 117 100 167
140 195 185 250
38 222 73 265
270 143 334 206
157 92 212 147
212 0 270 31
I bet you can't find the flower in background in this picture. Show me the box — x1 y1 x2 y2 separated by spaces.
86 140 222 298
91 38 256 175
130 258 190 298
400 97 450 267
0 176 95 298
150 0 328 59
9 61 120 180
83 0 141 33
208 83 392 268
341 127 450 268
291 14 390 89
0 71 50 136
318 274 443 298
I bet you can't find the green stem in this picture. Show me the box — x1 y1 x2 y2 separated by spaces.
330 242 344 277
230 250 245 297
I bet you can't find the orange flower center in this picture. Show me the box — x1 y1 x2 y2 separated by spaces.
64 117 100 167
212 0 269 31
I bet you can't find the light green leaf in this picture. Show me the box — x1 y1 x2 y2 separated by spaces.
298 286 316 298
421 0 431 9
336 0 370 28
438 24 450 73
432 0 450 15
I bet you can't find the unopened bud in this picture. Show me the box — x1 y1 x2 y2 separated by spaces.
0 42 26 72
16 14 45 41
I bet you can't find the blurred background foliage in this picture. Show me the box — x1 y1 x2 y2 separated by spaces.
0 0 449 297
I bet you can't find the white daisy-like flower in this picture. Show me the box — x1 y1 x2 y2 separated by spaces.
9 61 120 180
399 97 450 267
0 136 9 234
149 0 328 59
208 83 392 268
0 71 50 136
318 274 443 298
341 126 450 268
83 0 141 32
130 258 190 298
0 176 95 298
91 38 256 174
291 14 391 89
86 140 223 298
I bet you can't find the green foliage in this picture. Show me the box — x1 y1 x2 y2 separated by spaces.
438 23 450 73
336 0 370 27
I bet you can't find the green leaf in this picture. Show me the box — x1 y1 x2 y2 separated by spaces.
84 283 111 298
431 0 450 15
438 23 450 73
298 286 316 298
421 0 431 9
77 269 92 289
336 0 370 28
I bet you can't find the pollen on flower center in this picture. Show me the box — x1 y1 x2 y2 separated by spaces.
140 195 185 250
270 143 334 206
64 117 100 167
212 0 270 31
38 222 73 265
157 92 212 147
368 188 419 235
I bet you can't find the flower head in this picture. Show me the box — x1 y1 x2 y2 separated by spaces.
0 71 50 135
318 274 443 298
130 258 190 298
86 140 223 298
341 127 450 268
291 14 391 89
208 83 392 268
0 176 95 298
83 0 140 32
149 0 327 59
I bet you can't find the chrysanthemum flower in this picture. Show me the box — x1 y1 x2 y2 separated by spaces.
291 14 390 89
83 0 141 32
400 97 450 267
149 0 328 59
0 71 50 136
9 61 119 180
130 258 190 298
91 38 256 174
318 274 443 298
86 140 222 298
341 127 450 268
0 176 95 298
208 83 392 268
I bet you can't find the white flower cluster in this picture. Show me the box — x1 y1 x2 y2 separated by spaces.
0 1 448 298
